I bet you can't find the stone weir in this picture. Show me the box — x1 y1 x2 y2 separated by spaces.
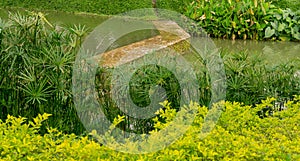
94 20 191 68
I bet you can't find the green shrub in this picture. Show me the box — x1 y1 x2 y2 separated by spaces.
185 0 278 40
267 0 300 11
264 8 300 41
0 113 105 160
185 0 300 41
1 97 300 160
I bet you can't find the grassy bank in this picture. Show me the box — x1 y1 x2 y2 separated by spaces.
0 0 298 15
0 0 194 15
0 0 151 15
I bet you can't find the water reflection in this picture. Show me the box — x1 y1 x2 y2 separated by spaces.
213 39 300 65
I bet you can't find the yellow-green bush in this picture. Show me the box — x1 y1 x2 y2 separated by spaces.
1 97 300 160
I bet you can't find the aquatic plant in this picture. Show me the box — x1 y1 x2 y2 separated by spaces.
0 12 87 134
265 8 300 41
185 0 277 40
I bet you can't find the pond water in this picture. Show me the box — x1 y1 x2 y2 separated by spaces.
0 7 107 28
0 7 299 65
214 39 300 65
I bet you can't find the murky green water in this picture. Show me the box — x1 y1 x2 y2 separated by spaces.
0 7 108 28
0 7 299 65
0 8 160 50
214 39 300 65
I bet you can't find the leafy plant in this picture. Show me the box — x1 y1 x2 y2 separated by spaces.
185 0 278 40
2 97 300 160
266 0 300 12
224 51 300 105
264 8 300 41
0 12 85 134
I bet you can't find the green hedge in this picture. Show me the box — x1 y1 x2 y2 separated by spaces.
1 97 300 160
264 8 300 41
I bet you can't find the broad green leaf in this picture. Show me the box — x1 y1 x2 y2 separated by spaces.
292 33 300 40
286 8 294 16
283 10 289 19
271 21 278 29
274 14 282 20
293 26 299 33
278 23 285 32
285 27 291 34
265 27 275 38
286 17 292 23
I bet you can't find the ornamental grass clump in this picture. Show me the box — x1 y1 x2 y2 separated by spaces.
0 12 87 134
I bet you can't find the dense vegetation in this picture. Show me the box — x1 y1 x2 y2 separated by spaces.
1 97 300 160
96 49 300 134
268 0 300 11
0 0 299 41
185 0 300 41
0 0 152 15
0 0 298 15
0 12 299 135
0 12 86 134
0 0 195 15
0 1 299 159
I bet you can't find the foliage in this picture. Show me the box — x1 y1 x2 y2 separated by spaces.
1 97 300 160
223 51 300 105
267 0 300 12
185 0 278 40
1 12 299 136
264 8 300 41
185 0 300 41
0 0 192 15
95 54 185 134
0 0 152 15
155 0 194 13
95 49 300 134
96 51 300 133
0 12 86 134
0 113 104 160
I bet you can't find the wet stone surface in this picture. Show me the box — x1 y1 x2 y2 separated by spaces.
94 20 191 68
